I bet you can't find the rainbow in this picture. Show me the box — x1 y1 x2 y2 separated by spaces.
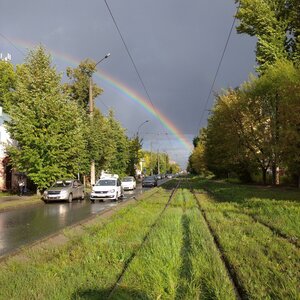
3 37 193 152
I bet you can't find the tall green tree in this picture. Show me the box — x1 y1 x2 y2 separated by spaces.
204 60 300 185
204 89 257 181
235 0 300 72
85 108 115 178
0 60 16 109
64 59 102 111
249 60 300 185
6 46 86 192
188 129 208 176
105 110 129 176
126 136 142 176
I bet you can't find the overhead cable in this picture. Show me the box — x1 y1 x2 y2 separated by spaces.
103 0 175 151
197 4 240 129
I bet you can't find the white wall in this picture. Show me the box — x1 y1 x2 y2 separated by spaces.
0 107 11 158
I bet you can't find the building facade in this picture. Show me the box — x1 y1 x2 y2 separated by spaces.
0 106 19 191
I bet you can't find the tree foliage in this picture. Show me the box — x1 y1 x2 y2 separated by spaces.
197 59 300 186
235 0 300 72
5 46 86 191
0 46 146 192
64 59 102 111
126 136 142 176
103 110 129 177
253 60 300 185
0 60 16 109
141 150 175 175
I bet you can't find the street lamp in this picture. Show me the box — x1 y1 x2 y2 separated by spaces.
89 53 110 186
136 120 150 138
89 53 110 116
135 120 149 178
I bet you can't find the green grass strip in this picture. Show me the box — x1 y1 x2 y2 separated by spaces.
112 207 183 299
196 192 300 299
112 188 236 299
195 178 300 246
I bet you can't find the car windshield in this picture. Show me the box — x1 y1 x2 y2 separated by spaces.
144 176 155 180
52 180 72 188
96 179 116 186
122 177 134 182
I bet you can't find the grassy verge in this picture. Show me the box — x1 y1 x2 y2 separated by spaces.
191 179 300 299
112 188 236 299
192 178 300 244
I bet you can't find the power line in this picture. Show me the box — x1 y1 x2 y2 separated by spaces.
103 0 176 151
0 32 26 56
197 4 240 130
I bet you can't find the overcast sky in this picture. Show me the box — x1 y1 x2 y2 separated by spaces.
0 0 256 168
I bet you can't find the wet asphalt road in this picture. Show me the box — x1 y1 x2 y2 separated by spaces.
0 184 154 258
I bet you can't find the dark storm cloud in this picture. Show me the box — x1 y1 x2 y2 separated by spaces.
0 0 256 167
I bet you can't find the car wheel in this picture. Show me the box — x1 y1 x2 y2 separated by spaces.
90 199 95 203
68 193 73 203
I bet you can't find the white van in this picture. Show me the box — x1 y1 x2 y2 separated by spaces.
90 175 123 202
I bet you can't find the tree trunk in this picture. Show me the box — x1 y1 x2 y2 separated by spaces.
262 168 267 185
271 164 280 185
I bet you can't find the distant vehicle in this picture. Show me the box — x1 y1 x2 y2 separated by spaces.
90 175 123 202
142 176 158 187
156 174 162 180
166 174 173 179
121 176 136 190
43 179 85 203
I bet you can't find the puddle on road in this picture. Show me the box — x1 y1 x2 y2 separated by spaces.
0 186 147 257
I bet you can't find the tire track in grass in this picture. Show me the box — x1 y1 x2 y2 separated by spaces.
204 187 300 249
249 214 299 248
190 187 245 300
107 181 181 299
175 189 193 300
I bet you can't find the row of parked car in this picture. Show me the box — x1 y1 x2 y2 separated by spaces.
42 173 175 203
42 175 137 203
90 175 136 202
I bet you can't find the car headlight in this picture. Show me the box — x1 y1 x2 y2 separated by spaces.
60 190 68 197
109 189 115 193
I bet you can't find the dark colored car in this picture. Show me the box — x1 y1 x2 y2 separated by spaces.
142 176 158 187
43 179 85 203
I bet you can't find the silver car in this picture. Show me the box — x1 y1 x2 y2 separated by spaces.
43 179 85 203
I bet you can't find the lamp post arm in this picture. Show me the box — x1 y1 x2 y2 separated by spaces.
136 120 150 137
95 53 111 67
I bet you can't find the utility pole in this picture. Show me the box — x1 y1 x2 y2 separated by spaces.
150 141 153 175
89 53 110 186
157 149 160 174
89 76 96 185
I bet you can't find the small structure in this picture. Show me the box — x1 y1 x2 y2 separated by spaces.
0 106 19 191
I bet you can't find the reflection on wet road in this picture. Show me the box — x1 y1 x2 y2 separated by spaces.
0 185 146 258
